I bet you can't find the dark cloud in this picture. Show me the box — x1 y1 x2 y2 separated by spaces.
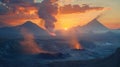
60 4 104 14
9 0 34 4
0 0 24 3
0 0 9 3
38 0 58 33
0 0 34 4
0 3 9 15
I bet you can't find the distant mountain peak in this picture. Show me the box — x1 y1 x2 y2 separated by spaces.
0 21 51 39
85 19 106 28
17 21 45 31
16 21 47 32
24 21 34 24
21 21 38 27
76 19 109 33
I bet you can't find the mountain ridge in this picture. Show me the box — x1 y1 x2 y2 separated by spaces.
75 19 109 34
0 21 50 39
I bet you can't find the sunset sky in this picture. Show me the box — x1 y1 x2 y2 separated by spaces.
0 0 120 29
36 0 120 29
78 0 120 29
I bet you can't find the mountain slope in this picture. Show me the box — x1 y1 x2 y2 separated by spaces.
77 19 109 33
0 21 50 39
16 21 50 39
0 21 51 56
0 26 22 38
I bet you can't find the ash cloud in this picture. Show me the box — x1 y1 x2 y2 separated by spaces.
38 0 58 33
60 4 104 14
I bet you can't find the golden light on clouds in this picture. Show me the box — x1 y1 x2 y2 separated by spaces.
0 7 107 30
55 8 106 30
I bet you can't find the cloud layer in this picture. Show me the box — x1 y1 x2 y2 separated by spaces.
60 4 104 14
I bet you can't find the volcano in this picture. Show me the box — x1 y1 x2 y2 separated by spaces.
0 21 50 39
17 21 51 39
77 19 109 34
0 21 51 56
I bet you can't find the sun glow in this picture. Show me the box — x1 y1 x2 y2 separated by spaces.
55 9 106 30
64 28 68 30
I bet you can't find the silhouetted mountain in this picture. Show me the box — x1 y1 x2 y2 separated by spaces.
0 21 51 57
16 21 50 39
76 19 109 34
56 19 111 39
0 21 50 39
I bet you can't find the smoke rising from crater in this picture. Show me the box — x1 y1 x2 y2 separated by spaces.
20 28 45 54
38 0 58 33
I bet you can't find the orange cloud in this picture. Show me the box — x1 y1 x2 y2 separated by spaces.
60 4 104 14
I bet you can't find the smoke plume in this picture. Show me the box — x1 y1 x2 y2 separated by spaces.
20 28 45 54
38 0 58 33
